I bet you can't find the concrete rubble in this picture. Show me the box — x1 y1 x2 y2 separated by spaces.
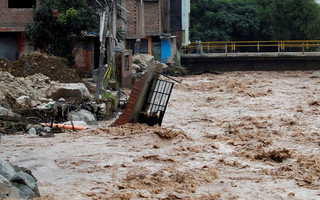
132 54 172 82
132 54 155 71
46 83 91 101
0 53 178 134
132 54 170 84
0 53 117 137
0 71 53 110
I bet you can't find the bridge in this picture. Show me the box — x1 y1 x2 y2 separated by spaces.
181 40 320 73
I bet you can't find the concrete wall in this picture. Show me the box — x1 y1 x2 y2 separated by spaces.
181 0 190 46
181 55 320 73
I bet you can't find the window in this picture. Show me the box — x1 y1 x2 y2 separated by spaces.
8 0 36 8
124 55 129 71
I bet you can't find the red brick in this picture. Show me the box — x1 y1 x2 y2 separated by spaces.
0 0 39 32
113 77 146 126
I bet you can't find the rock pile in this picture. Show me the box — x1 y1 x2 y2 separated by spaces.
0 158 40 199
0 71 54 112
0 53 112 135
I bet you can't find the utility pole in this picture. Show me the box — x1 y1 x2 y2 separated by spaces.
95 8 108 98
106 0 117 80
112 0 117 79
95 0 117 98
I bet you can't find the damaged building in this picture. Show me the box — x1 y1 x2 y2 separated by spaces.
0 0 190 76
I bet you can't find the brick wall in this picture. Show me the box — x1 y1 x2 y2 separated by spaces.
171 30 183 47
144 1 161 35
112 73 146 126
72 39 95 77
18 33 35 55
0 0 37 32
116 51 132 88
126 0 138 37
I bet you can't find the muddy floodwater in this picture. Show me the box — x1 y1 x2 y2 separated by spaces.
1 71 320 199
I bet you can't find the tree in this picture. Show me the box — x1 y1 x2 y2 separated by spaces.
257 0 320 40
26 0 98 57
190 0 320 41
230 0 259 41
190 0 259 41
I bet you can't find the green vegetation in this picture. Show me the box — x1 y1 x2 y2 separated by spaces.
26 0 98 57
191 0 320 41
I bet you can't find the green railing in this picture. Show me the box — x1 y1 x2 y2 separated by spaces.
183 40 320 54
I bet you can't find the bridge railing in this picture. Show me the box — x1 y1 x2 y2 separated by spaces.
182 40 320 54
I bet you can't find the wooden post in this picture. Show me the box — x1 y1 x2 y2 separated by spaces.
225 43 228 56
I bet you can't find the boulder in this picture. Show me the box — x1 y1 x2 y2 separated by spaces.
155 60 169 70
68 109 97 125
0 71 15 84
9 184 37 199
10 171 40 197
44 127 51 132
64 121 90 128
0 175 11 199
0 159 40 199
0 158 15 180
97 102 107 119
28 128 37 135
16 96 32 108
46 83 91 101
0 107 21 121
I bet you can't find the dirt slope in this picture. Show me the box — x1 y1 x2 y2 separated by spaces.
0 52 82 83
